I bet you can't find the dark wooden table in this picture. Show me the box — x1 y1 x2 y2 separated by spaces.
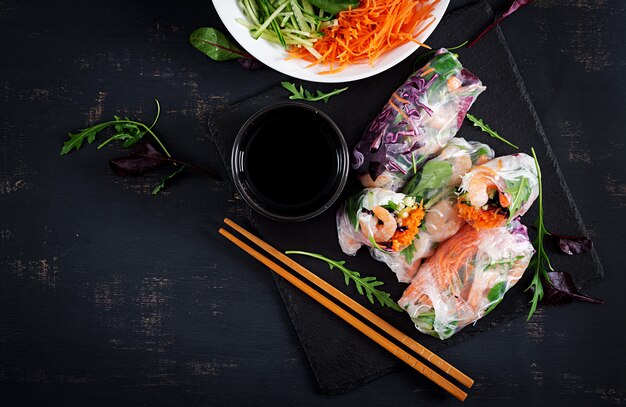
1 0 624 405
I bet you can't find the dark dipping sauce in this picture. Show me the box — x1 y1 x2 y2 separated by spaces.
233 104 348 221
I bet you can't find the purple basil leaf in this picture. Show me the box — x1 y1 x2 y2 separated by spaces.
543 271 603 305
550 234 593 255
237 58 265 71
109 142 169 176
468 0 535 48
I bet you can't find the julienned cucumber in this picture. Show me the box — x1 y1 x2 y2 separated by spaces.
308 0 359 14
237 0 356 53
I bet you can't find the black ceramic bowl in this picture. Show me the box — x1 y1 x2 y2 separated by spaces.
231 102 349 222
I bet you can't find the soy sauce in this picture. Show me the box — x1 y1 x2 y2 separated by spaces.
239 105 344 219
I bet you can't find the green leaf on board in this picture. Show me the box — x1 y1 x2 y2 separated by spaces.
285 250 403 312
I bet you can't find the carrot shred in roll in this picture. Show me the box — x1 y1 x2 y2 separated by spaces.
457 202 507 230
289 0 438 73
424 225 481 289
391 206 426 252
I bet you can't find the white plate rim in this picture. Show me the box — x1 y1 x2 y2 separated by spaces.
212 0 450 83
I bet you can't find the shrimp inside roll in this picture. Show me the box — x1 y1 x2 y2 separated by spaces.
457 154 539 230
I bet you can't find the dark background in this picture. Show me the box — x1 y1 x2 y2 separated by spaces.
0 0 624 406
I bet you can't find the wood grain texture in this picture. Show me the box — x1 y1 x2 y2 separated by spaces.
0 0 624 406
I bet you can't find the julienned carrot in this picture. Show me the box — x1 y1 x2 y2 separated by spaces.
402 225 480 303
425 225 480 289
289 0 438 73
457 203 508 230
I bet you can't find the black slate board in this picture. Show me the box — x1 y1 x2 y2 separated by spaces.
208 2 604 395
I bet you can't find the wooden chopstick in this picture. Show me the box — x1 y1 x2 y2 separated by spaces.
219 226 468 402
223 217 474 389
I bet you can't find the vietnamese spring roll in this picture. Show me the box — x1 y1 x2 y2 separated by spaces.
457 153 539 229
353 49 486 191
398 220 535 340
337 188 425 258
402 137 495 206
370 138 495 282
338 139 495 283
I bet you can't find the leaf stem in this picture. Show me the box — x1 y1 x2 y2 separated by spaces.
95 100 171 157
525 147 551 320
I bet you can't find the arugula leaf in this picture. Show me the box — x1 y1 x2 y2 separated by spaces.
189 28 254 61
400 243 417 264
62 100 220 195
285 251 403 312
504 177 531 220
152 164 189 195
307 0 360 14
281 81 348 103
403 160 452 199
61 100 171 158
466 114 519 149
524 150 602 317
61 122 110 155
526 148 552 320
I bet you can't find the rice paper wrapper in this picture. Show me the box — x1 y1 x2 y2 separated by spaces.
398 220 535 340
368 138 494 283
338 139 495 283
353 49 486 191
402 137 494 203
458 153 539 229
337 188 410 257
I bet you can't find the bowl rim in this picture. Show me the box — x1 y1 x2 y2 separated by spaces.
230 102 350 222
212 0 450 83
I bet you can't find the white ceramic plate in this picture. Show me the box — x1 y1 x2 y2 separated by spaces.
212 1 449 83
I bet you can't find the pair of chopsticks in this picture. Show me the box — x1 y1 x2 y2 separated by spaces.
219 218 473 401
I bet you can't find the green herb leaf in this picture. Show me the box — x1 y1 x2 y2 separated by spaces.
525 147 552 320
60 100 171 158
483 281 507 316
413 41 468 71
189 28 253 61
400 243 417 264
504 177 531 220
281 81 348 103
285 251 403 312
487 281 507 303
368 235 384 252
403 160 453 199
381 200 399 212
466 114 519 149
307 0 360 14
152 164 189 195
61 122 109 155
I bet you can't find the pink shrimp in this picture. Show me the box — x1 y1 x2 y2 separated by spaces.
463 167 498 208
359 206 397 243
